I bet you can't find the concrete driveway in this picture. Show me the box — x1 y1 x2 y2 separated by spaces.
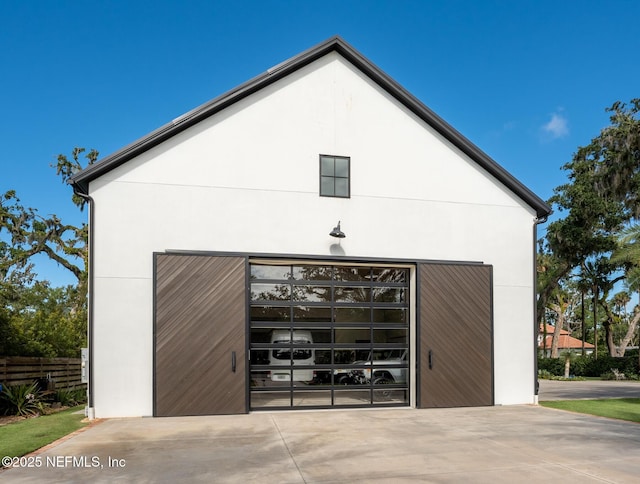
3 403 640 483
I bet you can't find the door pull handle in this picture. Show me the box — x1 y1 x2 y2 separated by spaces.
428 350 433 370
232 351 236 373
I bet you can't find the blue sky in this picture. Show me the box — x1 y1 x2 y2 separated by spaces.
2 0 639 287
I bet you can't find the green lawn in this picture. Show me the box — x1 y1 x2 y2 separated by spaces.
540 398 640 423
0 406 89 460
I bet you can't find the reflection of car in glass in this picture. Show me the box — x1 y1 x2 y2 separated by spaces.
269 330 314 382
331 349 371 384
349 349 407 384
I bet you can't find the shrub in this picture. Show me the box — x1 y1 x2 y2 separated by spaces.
71 388 87 405
54 388 77 407
54 387 87 407
537 369 585 381
538 369 553 379
570 356 589 376
538 354 640 378
537 357 564 376
0 384 8 415
584 355 638 377
0 381 45 417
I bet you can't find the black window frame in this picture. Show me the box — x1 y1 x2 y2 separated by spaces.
319 154 350 198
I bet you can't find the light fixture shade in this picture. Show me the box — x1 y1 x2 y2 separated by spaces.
330 221 345 238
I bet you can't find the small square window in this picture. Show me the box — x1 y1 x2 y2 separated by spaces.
320 155 350 198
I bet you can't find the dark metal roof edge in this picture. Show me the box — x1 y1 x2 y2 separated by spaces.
70 35 552 218
69 36 344 192
329 39 551 218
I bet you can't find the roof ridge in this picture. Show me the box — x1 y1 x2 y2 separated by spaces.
69 36 552 218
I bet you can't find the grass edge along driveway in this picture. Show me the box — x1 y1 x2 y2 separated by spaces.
0 406 89 462
540 398 640 423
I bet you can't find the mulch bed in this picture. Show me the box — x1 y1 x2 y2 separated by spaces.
0 414 26 426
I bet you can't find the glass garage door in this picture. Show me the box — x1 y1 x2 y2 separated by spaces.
249 262 410 409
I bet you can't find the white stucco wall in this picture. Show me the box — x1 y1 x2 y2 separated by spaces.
88 52 537 417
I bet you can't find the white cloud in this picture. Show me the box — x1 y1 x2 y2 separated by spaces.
542 112 569 139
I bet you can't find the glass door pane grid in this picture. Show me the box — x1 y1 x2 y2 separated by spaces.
250 263 409 410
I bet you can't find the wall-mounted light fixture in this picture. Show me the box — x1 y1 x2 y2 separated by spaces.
329 221 345 238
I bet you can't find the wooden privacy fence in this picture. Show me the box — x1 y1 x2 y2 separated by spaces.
0 356 85 391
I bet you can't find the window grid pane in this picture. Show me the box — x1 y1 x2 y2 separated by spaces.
320 155 349 198
320 156 335 176
334 178 349 197
334 158 349 177
321 176 335 196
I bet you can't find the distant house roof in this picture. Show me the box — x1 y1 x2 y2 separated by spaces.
69 35 552 219
538 325 595 350
540 324 569 335
538 334 595 350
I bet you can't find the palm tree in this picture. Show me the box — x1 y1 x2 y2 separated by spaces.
575 266 592 356
580 259 615 358
611 225 640 358
611 224 640 268
547 289 577 358
612 291 631 317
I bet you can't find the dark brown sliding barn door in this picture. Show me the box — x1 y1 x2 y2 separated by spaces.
418 263 493 408
155 254 246 416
